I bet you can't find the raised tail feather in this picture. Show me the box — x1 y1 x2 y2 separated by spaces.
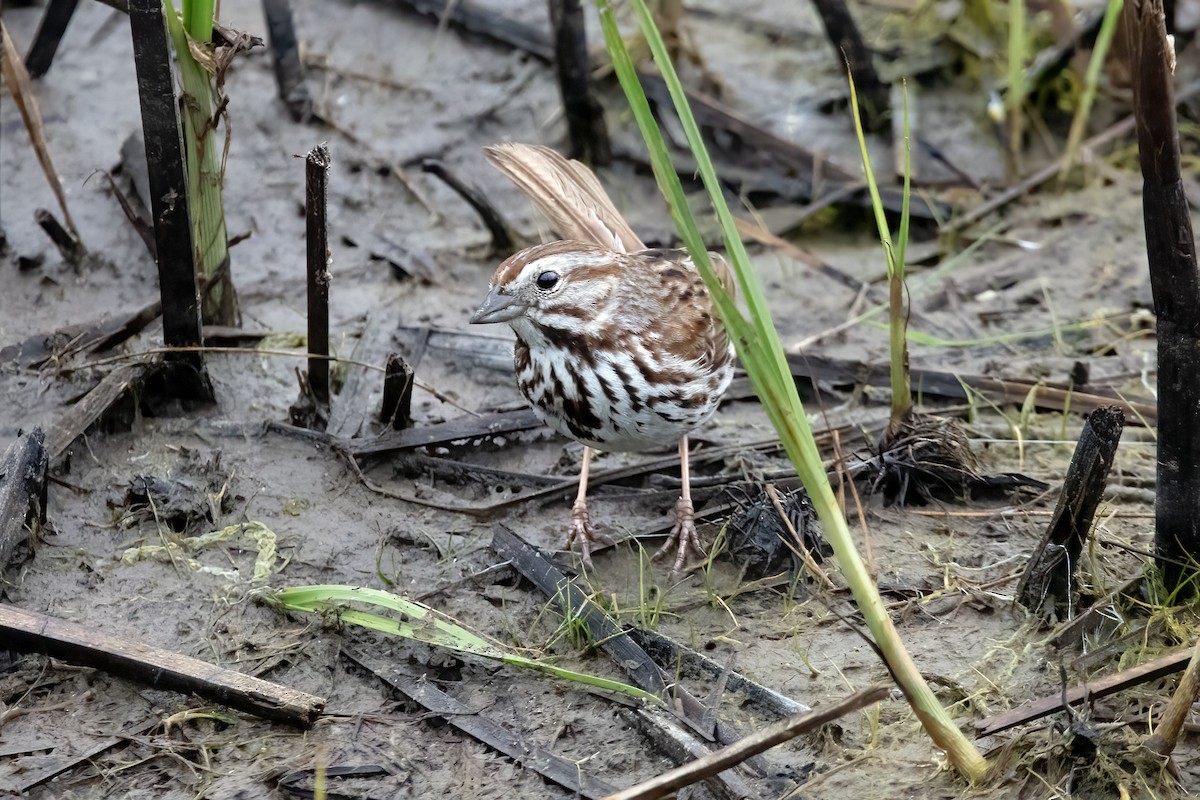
484 143 644 254
484 142 735 295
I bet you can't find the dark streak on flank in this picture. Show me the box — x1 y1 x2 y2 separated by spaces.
632 350 688 387
597 369 621 407
611 360 643 411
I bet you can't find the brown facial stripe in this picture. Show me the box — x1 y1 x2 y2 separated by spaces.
492 240 613 286
555 263 624 285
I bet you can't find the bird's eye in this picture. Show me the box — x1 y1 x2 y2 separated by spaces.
536 271 560 291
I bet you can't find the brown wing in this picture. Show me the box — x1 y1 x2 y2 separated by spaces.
484 143 644 254
629 250 733 369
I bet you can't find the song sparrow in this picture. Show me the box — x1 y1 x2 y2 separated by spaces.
471 143 735 570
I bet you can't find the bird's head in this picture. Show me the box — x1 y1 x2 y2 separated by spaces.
470 241 622 330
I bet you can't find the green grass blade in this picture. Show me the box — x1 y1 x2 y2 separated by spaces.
1059 0 1125 179
848 71 912 423
182 0 214 42
1007 0 1026 164
598 0 989 780
276 584 661 704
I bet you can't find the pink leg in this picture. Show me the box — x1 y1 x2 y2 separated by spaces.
566 446 599 565
654 435 706 572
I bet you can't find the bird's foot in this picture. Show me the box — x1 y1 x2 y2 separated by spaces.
653 496 707 573
566 499 610 567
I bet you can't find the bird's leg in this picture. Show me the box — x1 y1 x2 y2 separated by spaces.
566 446 600 565
654 435 707 572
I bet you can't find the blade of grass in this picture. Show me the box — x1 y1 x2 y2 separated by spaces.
276 584 662 704
1059 0 1126 180
597 0 989 781
0 21 81 241
1007 0 1026 171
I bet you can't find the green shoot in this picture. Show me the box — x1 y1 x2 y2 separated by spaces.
597 0 989 781
276 584 662 704
1007 0 1026 172
165 0 236 324
848 75 912 429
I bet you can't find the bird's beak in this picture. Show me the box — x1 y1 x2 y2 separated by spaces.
470 287 524 324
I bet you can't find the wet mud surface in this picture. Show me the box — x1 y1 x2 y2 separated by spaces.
2 1 1199 797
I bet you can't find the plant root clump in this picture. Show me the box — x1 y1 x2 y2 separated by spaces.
866 411 982 506
725 484 827 581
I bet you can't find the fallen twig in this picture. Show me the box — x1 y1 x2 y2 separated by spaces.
346 408 542 456
12 719 159 793
975 647 1194 736
941 77 1200 235
0 603 325 726
0 300 161 370
420 158 518 253
44 359 161 461
491 524 669 697
627 627 810 719
1 20 82 241
1144 636 1200 757
603 684 891 800
782 352 1158 425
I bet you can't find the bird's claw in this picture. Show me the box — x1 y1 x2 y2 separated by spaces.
653 496 707 573
566 500 610 567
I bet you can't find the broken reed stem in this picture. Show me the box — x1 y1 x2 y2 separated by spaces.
810 0 888 131
262 0 314 122
380 353 415 430
128 0 204 358
305 144 332 405
34 208 85 265
24 0 80 78
548 0 611 165
1016 406 1124 613
1125 0 1200 591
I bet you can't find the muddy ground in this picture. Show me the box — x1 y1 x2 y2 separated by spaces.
2 0 1199 797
